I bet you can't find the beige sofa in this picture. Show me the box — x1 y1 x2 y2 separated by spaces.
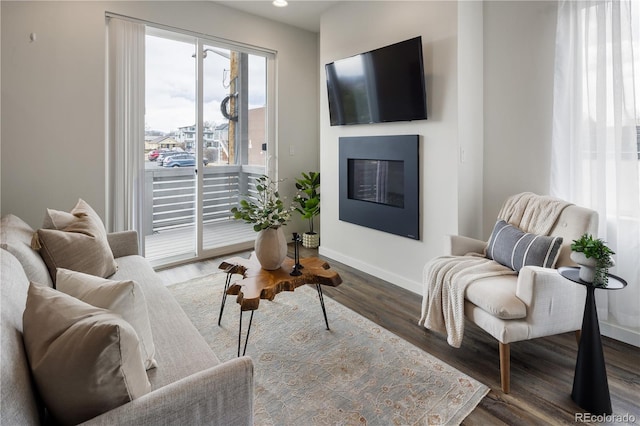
1 214 254 425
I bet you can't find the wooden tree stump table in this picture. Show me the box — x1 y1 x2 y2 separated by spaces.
218 253 342 356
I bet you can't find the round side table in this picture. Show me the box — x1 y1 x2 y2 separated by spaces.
558 266 627 415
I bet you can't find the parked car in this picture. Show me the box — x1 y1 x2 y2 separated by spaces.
162 153 209 167
157 150 179 165
148 149 167 161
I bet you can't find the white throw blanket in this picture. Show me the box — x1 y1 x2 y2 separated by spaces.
419 255 515 347
497 192 571 235
419 193 572 347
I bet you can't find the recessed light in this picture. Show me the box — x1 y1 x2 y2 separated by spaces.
273 0 288 7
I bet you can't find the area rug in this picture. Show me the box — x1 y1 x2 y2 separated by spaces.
168 273 489 425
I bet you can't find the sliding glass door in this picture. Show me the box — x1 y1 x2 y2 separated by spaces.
143 30 197 263
142 27 273 266
201 43 269 252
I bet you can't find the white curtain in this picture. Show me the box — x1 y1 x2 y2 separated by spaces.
107 17 145 251
551 0 640 341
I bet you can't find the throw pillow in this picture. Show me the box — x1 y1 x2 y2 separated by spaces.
22 283 150 425
0 214 54 287
56 268 158 370
35 199 117 282
42 208 75 230
486 220 563 272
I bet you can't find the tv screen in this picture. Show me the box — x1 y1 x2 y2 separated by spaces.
325 37 427 126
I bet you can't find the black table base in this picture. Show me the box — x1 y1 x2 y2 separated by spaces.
572 286 612 415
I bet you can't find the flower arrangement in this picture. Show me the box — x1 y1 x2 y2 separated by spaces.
231 175 293 232
571 233 615 286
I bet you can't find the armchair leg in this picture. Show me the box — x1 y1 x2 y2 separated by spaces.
499 342 510 393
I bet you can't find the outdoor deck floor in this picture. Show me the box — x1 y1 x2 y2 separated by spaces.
144 220 256 264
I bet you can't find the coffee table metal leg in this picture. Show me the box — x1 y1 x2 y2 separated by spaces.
238 309 255 357
218 272 233 326
316 284 330 330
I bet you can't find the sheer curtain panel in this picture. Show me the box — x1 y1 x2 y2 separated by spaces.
107 17 145 252
551 0 639 345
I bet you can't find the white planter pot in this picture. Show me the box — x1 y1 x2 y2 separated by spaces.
302 232 319 249
254 227 288 270
570 251 596 283
578 264 596 283
570 251 614 284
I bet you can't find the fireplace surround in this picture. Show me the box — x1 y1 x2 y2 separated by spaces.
339 135 420 239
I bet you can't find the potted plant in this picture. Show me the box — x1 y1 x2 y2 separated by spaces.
293 172 320 248
570 233 615 286
231 175 293 270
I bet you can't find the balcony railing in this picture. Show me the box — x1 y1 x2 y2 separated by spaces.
143 164 265 236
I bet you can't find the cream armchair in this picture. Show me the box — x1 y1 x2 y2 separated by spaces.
445 197 598 393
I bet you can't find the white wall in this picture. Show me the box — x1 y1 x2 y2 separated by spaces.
458 1 484 240
318 1 557 294
319 1 462 294
482 1 558 236
1 1 319 231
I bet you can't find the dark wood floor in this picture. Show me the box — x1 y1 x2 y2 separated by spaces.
156 246 640 425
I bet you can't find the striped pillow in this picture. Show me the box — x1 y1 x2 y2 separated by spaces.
486 220 563 272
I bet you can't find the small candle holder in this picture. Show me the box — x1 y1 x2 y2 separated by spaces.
290 233 303 276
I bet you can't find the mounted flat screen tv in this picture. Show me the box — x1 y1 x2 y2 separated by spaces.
325 37 427 126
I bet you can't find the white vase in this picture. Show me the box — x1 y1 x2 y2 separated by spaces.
254 226 288 270
578 264 596 283
302 232 319 249
570 251 615 284
570 251 596 282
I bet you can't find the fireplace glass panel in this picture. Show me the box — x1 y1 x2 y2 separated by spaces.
348 159 404 208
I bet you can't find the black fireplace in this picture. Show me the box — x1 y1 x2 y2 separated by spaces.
339 135 419 239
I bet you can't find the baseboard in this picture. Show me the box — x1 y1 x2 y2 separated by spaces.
600 320 640 348
318 246 422 295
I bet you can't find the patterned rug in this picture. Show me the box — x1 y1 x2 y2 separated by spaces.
168 273 488 425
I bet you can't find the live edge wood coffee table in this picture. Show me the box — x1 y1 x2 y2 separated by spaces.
217 253 342 356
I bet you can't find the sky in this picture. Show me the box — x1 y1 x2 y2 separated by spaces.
145 33 266 134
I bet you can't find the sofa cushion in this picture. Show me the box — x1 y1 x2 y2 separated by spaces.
486 220 563 272
111 255 220 390
0 249 42 426
465 274 527 320
1 214 53 287
56 268 158 370
22 283 150 425
36 199 117 282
